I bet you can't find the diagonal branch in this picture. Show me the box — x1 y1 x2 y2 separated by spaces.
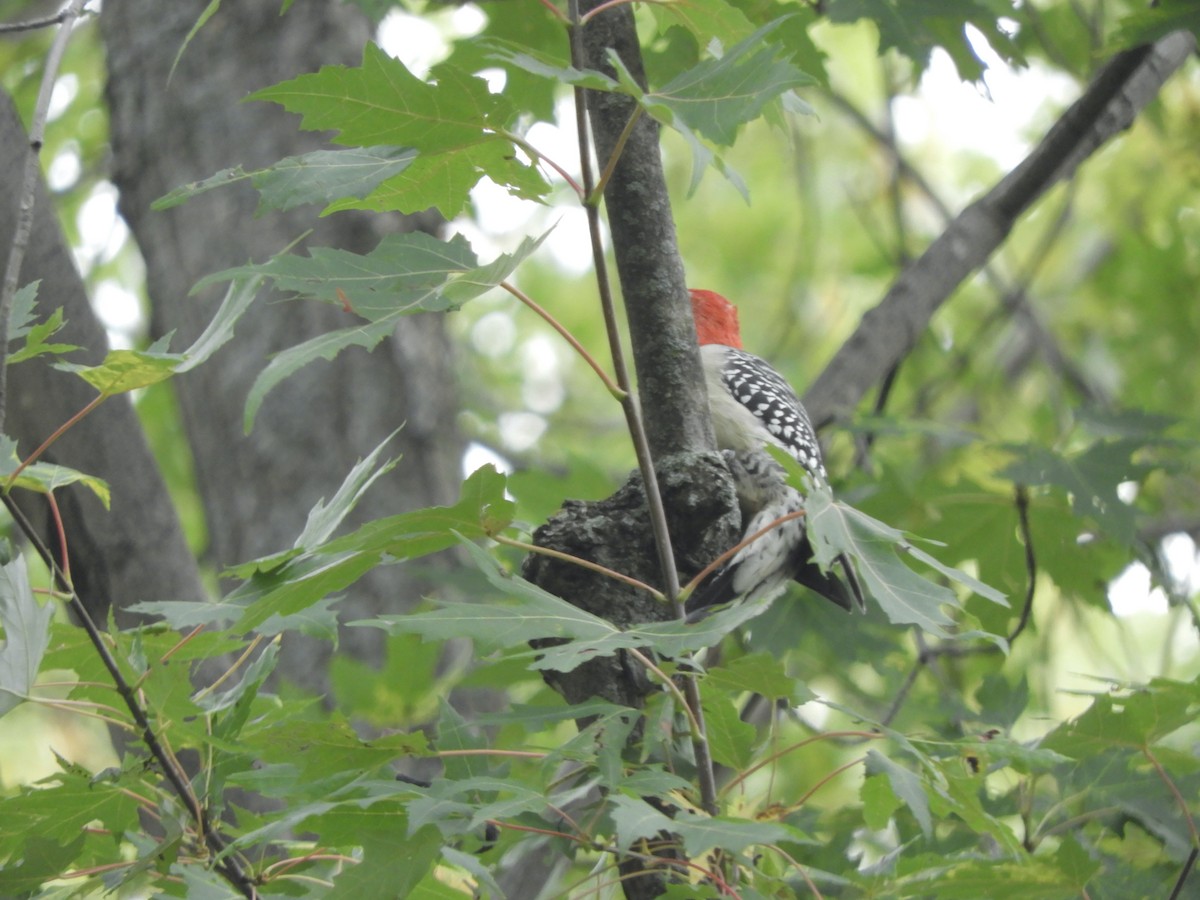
805 31 1197 428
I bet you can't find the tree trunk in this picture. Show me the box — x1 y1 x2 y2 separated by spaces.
1 89 207 622
100 0 463 687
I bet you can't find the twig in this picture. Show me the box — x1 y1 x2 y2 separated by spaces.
590 106 642 202
879 475 1041 727
1168 848 1198 900
626 647 702 738
0 0 90 432
0 8 73 34
720 730 881 796
1008 485 1037 645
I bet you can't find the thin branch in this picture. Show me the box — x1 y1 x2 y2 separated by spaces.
1168 848 1199 900
1008 485 1037 645
806 31 1197 428
0 8 74 34
626 647 702 738
881 483 1040 726
787 755 865 811
1144 746 1199 847
0 493 259 899
5 390 103 488
190 634 267 700
0 0 90 432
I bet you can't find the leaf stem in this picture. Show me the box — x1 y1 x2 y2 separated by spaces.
680 509 807 602
532 0 571 23
786 755 865 812
1144 745 1199 847
192 634 267 700
500 282 626 400
4 392 105 493
493 533 661 599
590 107 642 203
626 647 702 738
499 130 585 198
720 731 881 796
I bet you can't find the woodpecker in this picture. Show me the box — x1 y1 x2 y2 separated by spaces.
688 288 864 614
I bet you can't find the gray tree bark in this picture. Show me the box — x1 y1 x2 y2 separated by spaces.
100 0 463 688
1 89 207 622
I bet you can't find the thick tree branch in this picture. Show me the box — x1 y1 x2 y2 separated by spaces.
805 31 1197 428
578 0 714 460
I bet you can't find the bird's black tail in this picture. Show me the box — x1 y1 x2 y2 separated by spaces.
687 539 864 618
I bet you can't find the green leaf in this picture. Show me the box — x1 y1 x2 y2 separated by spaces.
252 44 511 152
200 231 477 319
1041 678 1200 758
367 541 777 673
153 146 419 215
654 0 757 49
0 437 110 508
292 429 403 551
219 228 546 429
0 766 139 847
826 0 1025 80
176 272 265 374
700 681 755 770
197 230 549 429
861 772 903 830
249 45 546 214
251 716 429 779
864 749 932 837
1111 0 1200 49
6 280 41 340
536 596 776 673
171 0 222 80
920 837 1100 898
55 348 180 395
368 541 617 648
242 320 394 432
609 794 793 856
973 673 1030 730
1001 439 1155 546
325 140 550 217
707 651 810 702
8 303 78 364
0 834 86 895
326 828 440 898
0 556 53 717
223 465 513 633
641 18 815 147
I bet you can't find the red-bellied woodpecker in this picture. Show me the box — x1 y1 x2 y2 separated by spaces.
688 288 864 614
